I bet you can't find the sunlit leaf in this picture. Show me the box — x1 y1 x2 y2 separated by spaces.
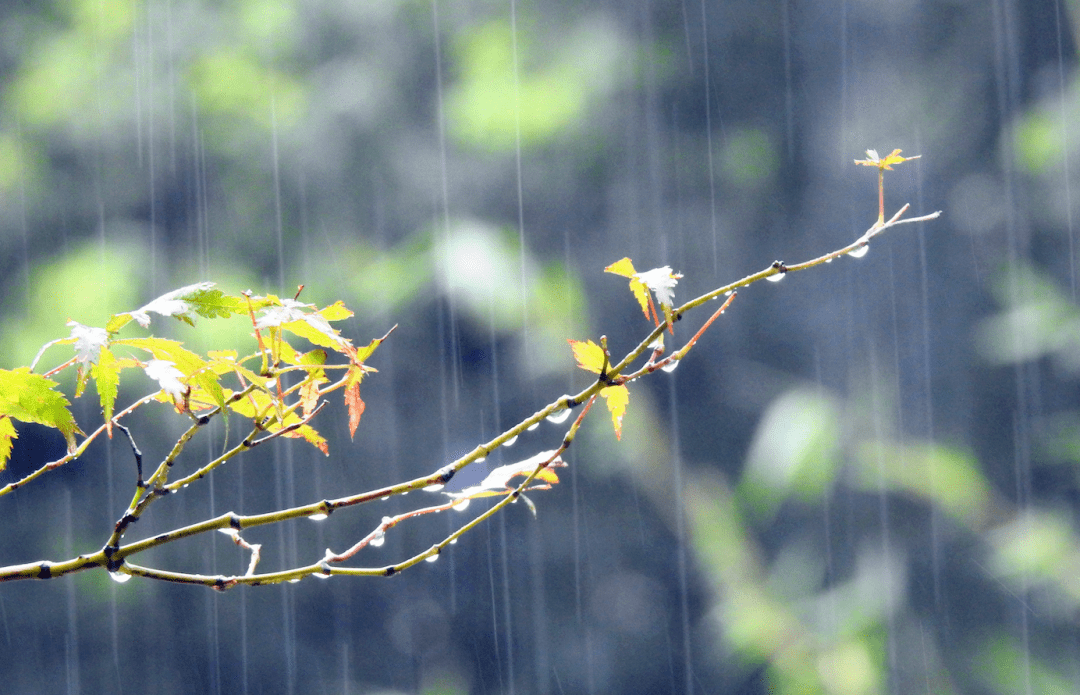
344 364 366 439
604 257 637 278
853 148 921 171
282 423 329 455
113 282 243 330
600 384 629 440
91 346 120 427
0 367 80 453
116 337 226 410
144 360 186 401
635 266 682 308
67 321 108 364
568 338 606 374
605 257 651 320
317 301 353 322
299 373 327 417
0 416 15 472
446 450 567 500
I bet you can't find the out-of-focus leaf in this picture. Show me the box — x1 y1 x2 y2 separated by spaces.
852 440 991 528
739 388 841 520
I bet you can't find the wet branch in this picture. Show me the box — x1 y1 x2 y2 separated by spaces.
0 201 939 587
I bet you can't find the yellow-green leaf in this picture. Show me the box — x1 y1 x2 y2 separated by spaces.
0 367 80 453
0 416 16 472
318 301 353 322
92 346 120 423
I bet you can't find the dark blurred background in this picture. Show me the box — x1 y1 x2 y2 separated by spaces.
2 0 1079 693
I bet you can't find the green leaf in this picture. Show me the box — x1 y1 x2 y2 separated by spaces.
92 346 120 423
110 282 245 330
0 367 80 453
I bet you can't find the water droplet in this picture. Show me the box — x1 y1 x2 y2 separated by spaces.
848 244 870 258
475 456 486 463
527 422 540 432
425 553 440 563
369 533 386 548
423 483 445 492
108 571 131 584
380 495 390 501
724 289 733 296
309 513 328 521
313 571 331 579
503 435 519 447
452 499 471 511
288 578 301 584
661 359 679 373
546 409 572 425
825 258 833 263
450 539 458 545
766 272 785 283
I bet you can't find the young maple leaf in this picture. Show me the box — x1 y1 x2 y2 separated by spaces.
605 258 682 328
446 450 567 500
854 148 920 171
601 384 629 440
605 258 652 320
0 367 81 466
567 338 607 374
343 364 367 439
113 282 241 331
144 359 187 401
67 321 109 364
566 340 632 439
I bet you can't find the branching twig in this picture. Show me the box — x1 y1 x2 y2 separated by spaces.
0 200 939 586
